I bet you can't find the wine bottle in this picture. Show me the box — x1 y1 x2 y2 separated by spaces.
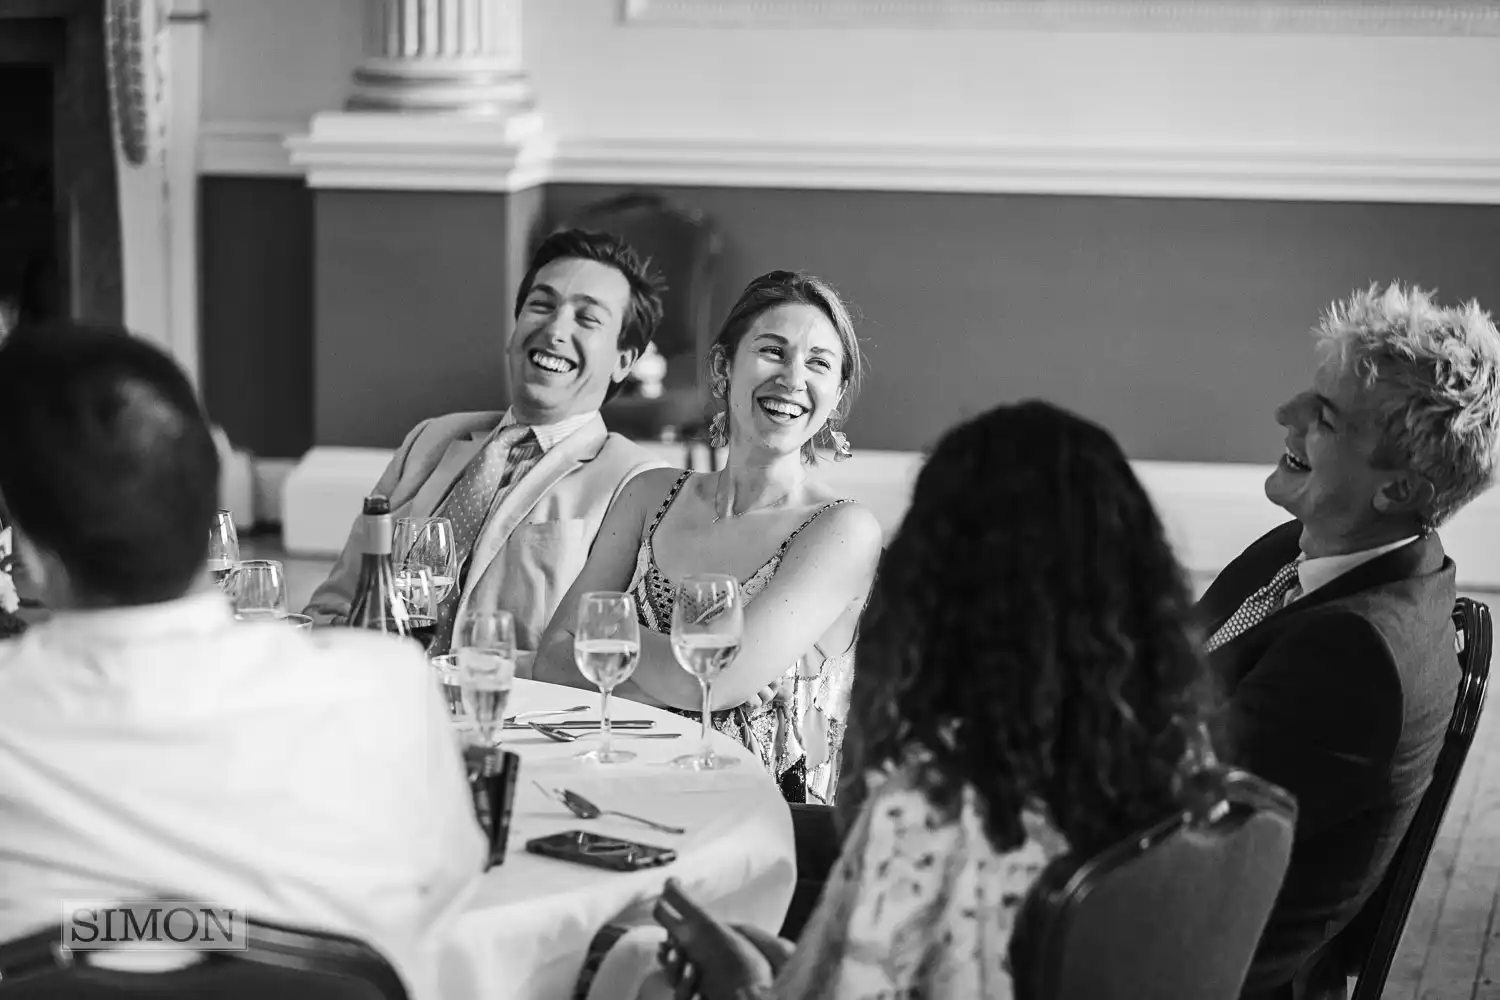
346 495 410 637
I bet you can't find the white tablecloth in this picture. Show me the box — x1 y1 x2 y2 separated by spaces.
434 679 797 1000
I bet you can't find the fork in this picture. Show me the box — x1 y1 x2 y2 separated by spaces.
504 705 588 725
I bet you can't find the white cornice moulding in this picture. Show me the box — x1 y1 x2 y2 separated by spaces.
621 1 1500 34
199 120 304 177
284 111 557 192
548 137 1500 205
200 122 1500 203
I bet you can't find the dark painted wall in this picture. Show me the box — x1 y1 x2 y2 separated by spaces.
199 176 313 457
312 186 545 448
549 186 1500 464
200 178 1500 462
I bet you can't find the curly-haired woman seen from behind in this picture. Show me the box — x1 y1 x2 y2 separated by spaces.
630 399 1216 1000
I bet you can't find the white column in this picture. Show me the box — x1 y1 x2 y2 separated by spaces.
347 0 533 117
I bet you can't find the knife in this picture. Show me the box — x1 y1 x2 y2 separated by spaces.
502 719 656 730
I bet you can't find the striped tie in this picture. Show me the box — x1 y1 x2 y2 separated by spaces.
1204 561 1301 653
429 425 538 653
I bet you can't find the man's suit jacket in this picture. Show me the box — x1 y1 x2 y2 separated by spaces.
1196 520 1457 995
303 411 668 652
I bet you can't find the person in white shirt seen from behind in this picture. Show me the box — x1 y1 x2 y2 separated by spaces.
0 320 484 998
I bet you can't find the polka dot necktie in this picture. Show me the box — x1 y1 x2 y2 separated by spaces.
1204 560 1301 653
429 424 538 652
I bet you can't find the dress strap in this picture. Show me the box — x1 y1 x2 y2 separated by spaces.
646 471 694 543
774 499 855 560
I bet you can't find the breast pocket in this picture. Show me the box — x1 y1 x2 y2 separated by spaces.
512 518 593 589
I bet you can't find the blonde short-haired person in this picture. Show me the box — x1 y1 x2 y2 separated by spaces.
1197 284 1500 999
534 271 883 803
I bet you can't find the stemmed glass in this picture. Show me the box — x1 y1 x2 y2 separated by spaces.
399 567 439 653
208 510 239 591
573 592 641 764
670 574 743 771
455 610 517 748
395 517 457 604
428 654 467 727
227 560 288 622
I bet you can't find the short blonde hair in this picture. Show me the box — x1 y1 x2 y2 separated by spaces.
1316 283 1500 526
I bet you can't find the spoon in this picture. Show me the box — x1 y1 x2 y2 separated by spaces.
528 722 681 742
536 783 685 835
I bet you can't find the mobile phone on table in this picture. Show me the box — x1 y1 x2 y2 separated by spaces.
525 830 678 872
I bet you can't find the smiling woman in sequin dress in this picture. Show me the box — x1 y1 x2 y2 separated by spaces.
534 271 882 803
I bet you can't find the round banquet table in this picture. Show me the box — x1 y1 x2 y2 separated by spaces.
433 678 797 1000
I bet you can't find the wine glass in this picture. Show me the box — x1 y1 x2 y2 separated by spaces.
455 610 517 747
227 560 288 622
395 517 457 604
670 574 743 771
399 567 439 653
208 510 239 591
573 592 642 764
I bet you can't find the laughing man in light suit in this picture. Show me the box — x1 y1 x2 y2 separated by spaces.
304 230 670 658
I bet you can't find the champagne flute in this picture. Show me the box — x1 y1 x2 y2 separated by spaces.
670 574 743 771
455 610 517 747
573 592 641 764
227 560 288 622
428 653 467 726
208 510 239 590
395 517 457 603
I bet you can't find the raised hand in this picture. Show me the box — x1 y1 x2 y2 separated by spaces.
654 878 776 1000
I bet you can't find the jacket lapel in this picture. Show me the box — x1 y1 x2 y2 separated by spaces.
401 432 488 519
1196 520 1303 638
458 415 610 611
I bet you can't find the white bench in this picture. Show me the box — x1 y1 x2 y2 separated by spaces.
213 426 256 532
278 445 1500 587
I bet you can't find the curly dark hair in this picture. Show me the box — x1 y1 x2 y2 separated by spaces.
846 400 1212 858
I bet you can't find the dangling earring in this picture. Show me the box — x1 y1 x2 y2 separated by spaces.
830 429 852 462
709 410 729 448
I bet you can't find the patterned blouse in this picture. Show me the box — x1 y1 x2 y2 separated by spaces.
627 472 857 803
765 763 1069 1000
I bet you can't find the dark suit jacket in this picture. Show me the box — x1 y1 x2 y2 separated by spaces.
1196 520 1457 994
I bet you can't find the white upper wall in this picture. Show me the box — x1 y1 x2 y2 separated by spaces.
531 6 1500 151
201 0 363 126
199 0 1500 200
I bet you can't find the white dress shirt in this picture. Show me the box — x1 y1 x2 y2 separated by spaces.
1285 536 1421 607
497 407 599 453
0 589 486 997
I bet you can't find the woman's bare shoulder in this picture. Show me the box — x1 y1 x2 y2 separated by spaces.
799 495 883 549
620 466 692 507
